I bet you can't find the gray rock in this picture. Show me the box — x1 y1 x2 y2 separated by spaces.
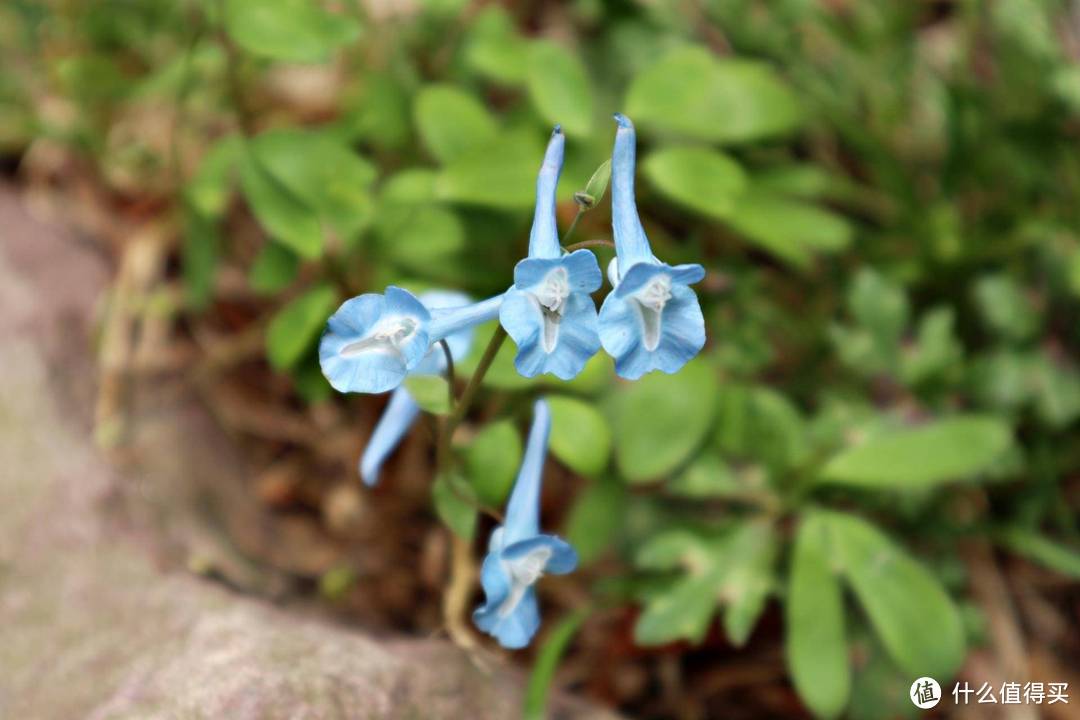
0 187 618 720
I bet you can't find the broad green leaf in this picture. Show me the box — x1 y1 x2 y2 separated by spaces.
292 355 333 404
547 396 611 477
249 128 376 242
643 146 747 220
524 608 590 720
667 453 741 498
248 243 298 294
187 134 240 219
375 204 465 277
182 208 220 309
1030 352 1080 429
633 571 717 645
465 420 522 506
526 40 593 137
380 169 438 204
403 375 451 415
633 522 775 646
753 164 836 199
715 384 808 476
223 0 360 63
972 274 1038 342
464 6 528 85
565 477 625 564
721 522 778 646
239 148 324 259
343 71 411 150
900 307 962 386
626 46 803 143
414 85 499 163
265 283 338 371
432 473 476 540
435 130 544 209
820 416 1012 490
787 514 850 719
997 527 1080 579
725 191 853 267
849 269 908 349
826 512 965 679
611 358 718 483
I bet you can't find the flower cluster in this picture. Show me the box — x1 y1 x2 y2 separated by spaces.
319 114 706 649
319 115 706 395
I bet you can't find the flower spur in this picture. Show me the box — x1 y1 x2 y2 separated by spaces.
358 290 476 487
598 114 706 379
499 126 603 380
472 399 578 649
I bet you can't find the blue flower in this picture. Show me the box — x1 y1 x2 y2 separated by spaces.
321 286 502 395
598 114 706 380
500 126 603 380
473 399 578 649
359 291 476 487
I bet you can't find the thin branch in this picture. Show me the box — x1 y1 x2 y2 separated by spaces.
438 338 456 411
564 238 615 252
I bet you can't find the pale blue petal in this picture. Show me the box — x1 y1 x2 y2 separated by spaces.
474 584 540 650
599 283 705 379
503 399 550 545
500 289 600 380
503 534 578 575
319 292 430 394
611 114 653 268
614 262 704 299
527 126 565 260
359 387 421 487
412 290 475 375
513 251 602 294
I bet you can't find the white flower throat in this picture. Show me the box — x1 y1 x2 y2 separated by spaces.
632 275 672 352
533 267 570 354
498 545 553 618
340 317 418 360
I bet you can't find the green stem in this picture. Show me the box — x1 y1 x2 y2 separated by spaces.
446 326 506 434
561 208 586 247
565 238 615 253
438 339 456 413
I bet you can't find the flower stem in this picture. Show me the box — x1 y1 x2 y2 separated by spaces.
438 339 456 413
564 238 615 252
561 208 586 246
446 325 506 434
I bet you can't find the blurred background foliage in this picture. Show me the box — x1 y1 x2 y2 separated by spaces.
2 0 1080 718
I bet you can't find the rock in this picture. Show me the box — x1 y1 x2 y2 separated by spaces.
0 186 619 720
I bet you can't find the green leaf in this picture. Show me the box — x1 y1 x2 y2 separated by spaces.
432 473 476 540
403 375 451 415
900 307 962 386
523 608 591 720
248 243 298 294
414 85 499 163
182 208 220 309
292 355 333 404
465 420 522 506
547 396 611 477
787 514 850 720
265 283 338 371
753 164 836 199
375 203 465 277
626 45 803 143
725 191 853 267
715 384 808 475
249 128 376 242
820 416 1012 490
643 146 747 220
565 477 625 564
997 527 1080 579
343 71 411 150
435 130 544 209
239 147 324 259
667 453 741 498
526 40 593 137
186 134 240 219
223 0 360 63
826 511 965 679
380 169 438 204
611 359 718 483
574 159 611 210
464 6 529 85
972 274 1038 342
633 522 775 646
